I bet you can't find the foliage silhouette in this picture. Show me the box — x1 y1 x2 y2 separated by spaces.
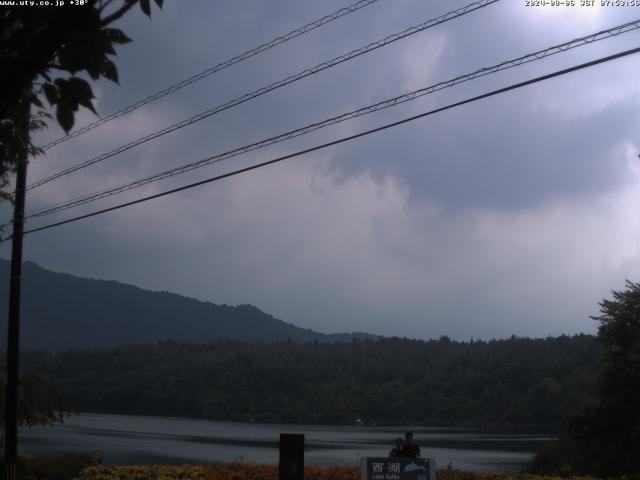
0 0 162 201
530 281 640 476
20 335 600 428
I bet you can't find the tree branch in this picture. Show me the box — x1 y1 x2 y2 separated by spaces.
99 0 138 28
99 0 118 13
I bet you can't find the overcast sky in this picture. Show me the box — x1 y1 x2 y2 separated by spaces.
2 0 640 340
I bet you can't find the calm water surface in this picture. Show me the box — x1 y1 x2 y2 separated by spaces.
20 413 552 472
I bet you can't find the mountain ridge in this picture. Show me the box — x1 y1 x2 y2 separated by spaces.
0 259 377 350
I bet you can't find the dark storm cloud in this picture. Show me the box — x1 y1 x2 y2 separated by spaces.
331 92 640 211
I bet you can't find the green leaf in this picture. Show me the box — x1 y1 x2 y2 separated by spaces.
101 40 116 56
56 105 75 134
67 77 94 100
31 95 43 108
140 0 151 16
54 78 79 111
85 59 101 80
78 98 97 116
100 58 119 84
102 28 132 45
154 0 163 8
67 77 97 115
43 83 58 106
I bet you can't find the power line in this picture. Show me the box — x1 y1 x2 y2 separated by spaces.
26 0 498 192
7 45 639 241
22 18 640 220
39 0 384 152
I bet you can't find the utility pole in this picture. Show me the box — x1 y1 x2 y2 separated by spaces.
3 136 28 480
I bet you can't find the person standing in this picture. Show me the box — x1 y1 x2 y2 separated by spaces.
388 437 403 457
400 431 421 458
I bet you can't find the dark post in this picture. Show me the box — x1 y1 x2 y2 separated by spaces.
279 433 304 480
3 156 27 480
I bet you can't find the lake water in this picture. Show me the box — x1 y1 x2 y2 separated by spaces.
19 413 552 472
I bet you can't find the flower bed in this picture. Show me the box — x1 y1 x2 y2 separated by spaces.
72 465 604 480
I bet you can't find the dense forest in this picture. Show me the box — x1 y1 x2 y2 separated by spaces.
20 334 600 429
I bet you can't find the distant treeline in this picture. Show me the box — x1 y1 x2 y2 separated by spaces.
21 335 600 428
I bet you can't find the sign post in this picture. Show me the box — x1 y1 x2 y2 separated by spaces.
279 433 304 480
361 458 436 480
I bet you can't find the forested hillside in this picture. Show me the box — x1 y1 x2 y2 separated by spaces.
21 335 600 428
0 259 374 348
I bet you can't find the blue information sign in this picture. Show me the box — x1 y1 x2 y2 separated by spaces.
361 457 436 480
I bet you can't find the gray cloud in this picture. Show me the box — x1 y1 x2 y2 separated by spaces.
3 0 640 341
